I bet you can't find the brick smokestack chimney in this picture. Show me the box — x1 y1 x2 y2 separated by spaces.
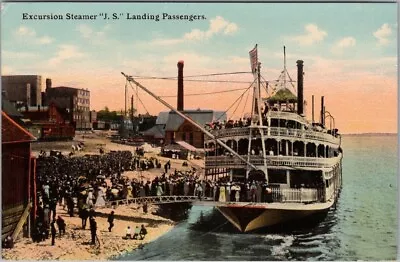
296 60 304 115
46 78 52 90
177 60 184 111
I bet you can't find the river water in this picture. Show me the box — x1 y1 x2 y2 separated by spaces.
115 134 398 261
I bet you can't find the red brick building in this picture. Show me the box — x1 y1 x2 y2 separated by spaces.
19 103 75 140
2 111 36 241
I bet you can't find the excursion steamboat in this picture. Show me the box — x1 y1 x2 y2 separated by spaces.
122 45 343 232
203 46 343 232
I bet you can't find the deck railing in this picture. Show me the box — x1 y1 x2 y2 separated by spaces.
205 126 340 145
205 154 341 168
271 188 322 203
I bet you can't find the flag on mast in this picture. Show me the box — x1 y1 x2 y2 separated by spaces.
249 44 258 74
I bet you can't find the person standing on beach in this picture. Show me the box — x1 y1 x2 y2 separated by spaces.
50 220 56 246
89 217 97 245
107 211 115 232
56 216 66 236
80 208 89 229
67 195 74 217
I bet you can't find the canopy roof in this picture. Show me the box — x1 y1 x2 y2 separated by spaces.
267 88 297 103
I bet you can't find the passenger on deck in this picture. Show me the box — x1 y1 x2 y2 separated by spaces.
219 185 226 202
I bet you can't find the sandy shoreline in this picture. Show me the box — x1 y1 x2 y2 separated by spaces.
2 205 175 260
2 131 199 260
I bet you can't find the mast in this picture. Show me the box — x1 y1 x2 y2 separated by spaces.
246 50 268 180
283 45 287 89
121 72 258 171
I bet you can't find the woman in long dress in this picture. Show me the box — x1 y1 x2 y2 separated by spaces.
95 187 106 207
219 185 226 202
86 189 94 208
225 182 231 202
126 185 133 199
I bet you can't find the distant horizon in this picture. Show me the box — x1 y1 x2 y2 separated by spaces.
341 132 397 136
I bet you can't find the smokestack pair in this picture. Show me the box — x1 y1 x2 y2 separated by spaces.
177 61 184 111
298 62 325 126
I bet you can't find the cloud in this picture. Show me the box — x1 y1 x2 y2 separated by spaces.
292 24 327 46
77 24 93 38
373 23 392 46
331 36 356 54
336 37 356 48
15 26 36 37
48 45 86 66
77 24 111 39
14 26 54 44
38 36 54 44
2 50 39 59
149 16 238 46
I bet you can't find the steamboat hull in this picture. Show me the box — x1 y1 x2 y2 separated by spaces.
216 200 334 232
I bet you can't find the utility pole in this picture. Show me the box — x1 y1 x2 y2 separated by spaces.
124 81 127 117
131 95 134 135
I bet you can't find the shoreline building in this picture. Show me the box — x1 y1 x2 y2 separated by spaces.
44 79 91 130
2 111 37 241
2 75 42 106
19 103 75 140
144 60 226 150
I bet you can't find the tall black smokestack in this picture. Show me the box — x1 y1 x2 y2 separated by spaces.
312 95 315 123
177 60 184 111
321 96 325 126
296 60 304 115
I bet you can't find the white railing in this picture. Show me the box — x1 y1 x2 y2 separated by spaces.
271 188 321 203
207 127 250 138
102 195 213 208
268 111 307 124
205 126 340 145
205 154 341 168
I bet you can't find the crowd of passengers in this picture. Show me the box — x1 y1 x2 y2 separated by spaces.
204 103 338 136
32 150 166 241
32 149 326 242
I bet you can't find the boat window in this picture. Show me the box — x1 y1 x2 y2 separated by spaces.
290 170 323 188
268 169 287 184
326 180 329 188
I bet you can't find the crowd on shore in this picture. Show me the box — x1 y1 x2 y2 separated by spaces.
31 150 167 245
22 148 308 250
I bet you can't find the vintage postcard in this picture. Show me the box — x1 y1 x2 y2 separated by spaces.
1 1 397 261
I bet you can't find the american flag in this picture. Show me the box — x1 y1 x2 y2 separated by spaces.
249 44 258 73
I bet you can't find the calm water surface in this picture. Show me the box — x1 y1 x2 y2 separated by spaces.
116 135 398 261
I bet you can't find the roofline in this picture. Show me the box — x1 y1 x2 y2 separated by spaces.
2 111 37 142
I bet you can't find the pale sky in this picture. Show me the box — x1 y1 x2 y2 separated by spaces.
1 3 397 134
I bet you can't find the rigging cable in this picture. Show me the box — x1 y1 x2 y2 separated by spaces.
241 85 251 118
128 81 166 137
214 79 256 123
229 88 248 120
159 87 248 98
134 78 252 84
131 71 251 80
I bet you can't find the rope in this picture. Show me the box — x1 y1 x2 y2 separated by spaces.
134 78 252 84
159 87 248 98
229 88 247 119
214 79 256 123
241 85 251 118
131 71 251 79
